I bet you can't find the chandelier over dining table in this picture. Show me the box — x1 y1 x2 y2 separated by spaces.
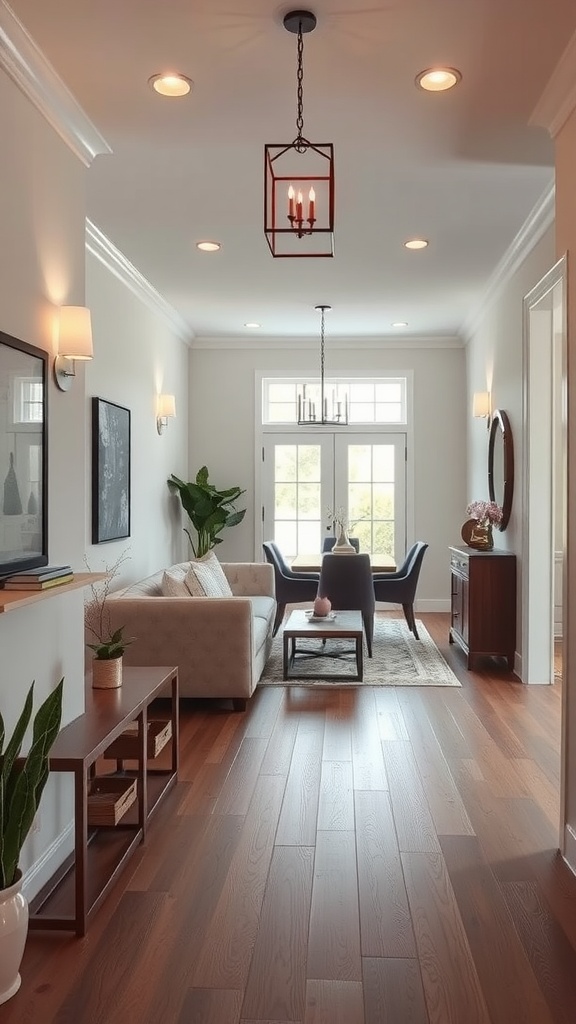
297 305 348 425
264 10 335 258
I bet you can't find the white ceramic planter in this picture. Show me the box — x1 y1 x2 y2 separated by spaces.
0 870 29 1004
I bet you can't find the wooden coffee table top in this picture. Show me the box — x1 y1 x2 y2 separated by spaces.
283 609 363 638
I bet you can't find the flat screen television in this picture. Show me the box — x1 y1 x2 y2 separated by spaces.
0 330 48 581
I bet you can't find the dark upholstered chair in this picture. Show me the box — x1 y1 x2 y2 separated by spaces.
318 553 375 656
372 541 428 639
263 541 320 636
322 536 360 553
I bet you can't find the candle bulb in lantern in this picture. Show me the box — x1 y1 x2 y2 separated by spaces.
288 184 295 220
296 190 303 222
308 186 316 221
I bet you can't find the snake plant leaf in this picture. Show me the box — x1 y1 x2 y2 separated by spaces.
1 679 63 890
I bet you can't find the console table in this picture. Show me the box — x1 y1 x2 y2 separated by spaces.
29 665 179 936
449 546 516 670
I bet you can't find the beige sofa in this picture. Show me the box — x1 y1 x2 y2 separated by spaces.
104 561 276 709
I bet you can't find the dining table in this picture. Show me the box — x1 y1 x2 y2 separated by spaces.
291 552 397 573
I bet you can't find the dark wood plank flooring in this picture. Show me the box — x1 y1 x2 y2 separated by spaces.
5 612 574 1024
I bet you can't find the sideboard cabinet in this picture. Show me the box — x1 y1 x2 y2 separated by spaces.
449 546 516 670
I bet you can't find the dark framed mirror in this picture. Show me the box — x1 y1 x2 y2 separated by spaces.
0 330 48 579
488 408 514 530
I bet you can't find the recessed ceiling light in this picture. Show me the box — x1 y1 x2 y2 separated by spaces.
415 67 461 92
244 322 261 329
149 73 193 97
404 238 429 250
391 321 408 328
196 241 221 252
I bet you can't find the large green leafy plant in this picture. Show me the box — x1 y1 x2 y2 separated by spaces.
0 679 64 889
168 466 246 558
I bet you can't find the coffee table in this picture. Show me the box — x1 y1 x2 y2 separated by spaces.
282 609 364 681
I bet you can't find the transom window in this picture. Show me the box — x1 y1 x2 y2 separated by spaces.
262 378 407 426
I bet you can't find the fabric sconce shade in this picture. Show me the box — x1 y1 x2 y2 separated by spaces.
54 305 93 391
157 394 176 434
473 391 491 419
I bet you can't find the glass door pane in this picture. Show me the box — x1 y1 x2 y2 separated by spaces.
262 434 333 559
333 434 406 563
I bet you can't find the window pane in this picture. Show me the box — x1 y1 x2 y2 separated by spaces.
298 445 321 482
275 446 297 481
348 484 372 524
349 403 375 423
275 483 298 518
349 383 374 402
276 522 297 557
348 445 372 482
298 521 321 551
373 483 394 518
373 446 395 481
373 521 394 555
298 482 321 519
376 403 402 422
269 383 296 403
375 382 401 402
268 403 297 423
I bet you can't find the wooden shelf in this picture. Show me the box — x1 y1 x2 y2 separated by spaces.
0 572 106 613
29 666 179 936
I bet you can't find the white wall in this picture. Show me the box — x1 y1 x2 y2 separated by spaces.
555 105 576 871
0 67 190 897
85 254 190 586
189 341 466 605
0 68 88 892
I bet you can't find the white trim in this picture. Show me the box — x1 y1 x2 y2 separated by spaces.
192 334 462 350
530 30 576 138
0 0 111 167
563 823 576 875
22 821 74 902
86 219 193 344
461 182 555 342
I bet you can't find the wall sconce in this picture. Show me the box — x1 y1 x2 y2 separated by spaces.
54 305 93 391
157 394 176 434
473 391 491 428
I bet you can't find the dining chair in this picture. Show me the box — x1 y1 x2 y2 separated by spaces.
372 541 428 639
318 552 375 656
262 541 320 636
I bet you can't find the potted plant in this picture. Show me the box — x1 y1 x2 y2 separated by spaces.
0 678 64 1004
85 550 133 688
167 466 246 558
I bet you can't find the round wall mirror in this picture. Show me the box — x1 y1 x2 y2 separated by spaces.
488 409 514 530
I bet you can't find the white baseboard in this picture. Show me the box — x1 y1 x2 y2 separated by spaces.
22 823 75 902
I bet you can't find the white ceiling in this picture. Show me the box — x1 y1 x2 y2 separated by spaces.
8 0 576 341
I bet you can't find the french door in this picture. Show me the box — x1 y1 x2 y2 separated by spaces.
262 432 406 562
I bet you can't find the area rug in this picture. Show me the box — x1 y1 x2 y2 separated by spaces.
260 618 461 688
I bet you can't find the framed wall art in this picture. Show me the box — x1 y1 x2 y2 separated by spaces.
0 330 48 578
92 397 131 543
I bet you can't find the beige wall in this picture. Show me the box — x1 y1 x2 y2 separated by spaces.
189 342 466 606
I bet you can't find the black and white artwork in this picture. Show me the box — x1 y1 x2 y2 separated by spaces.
92 398 131 543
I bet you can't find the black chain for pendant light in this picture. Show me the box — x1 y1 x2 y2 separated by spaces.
295 21 306 151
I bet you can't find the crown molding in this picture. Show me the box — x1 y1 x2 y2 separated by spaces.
191 334 462 350
86 220 193 344
0 0 110 166
530 30 576 138
461 180 555 343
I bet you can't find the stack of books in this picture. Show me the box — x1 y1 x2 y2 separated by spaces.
2 565 74 590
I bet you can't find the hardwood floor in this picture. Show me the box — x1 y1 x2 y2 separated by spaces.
6 612 573 1024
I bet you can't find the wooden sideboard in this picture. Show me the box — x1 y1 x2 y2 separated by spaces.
449 546 516 670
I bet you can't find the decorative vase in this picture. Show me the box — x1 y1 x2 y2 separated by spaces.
333 524 357 555
469 521 494 551
313 594 332 617
92 656 122 689
0 870 28 1005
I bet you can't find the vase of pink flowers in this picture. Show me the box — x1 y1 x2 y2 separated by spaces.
465 500 503 550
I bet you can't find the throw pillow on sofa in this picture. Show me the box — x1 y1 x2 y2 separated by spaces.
161 564 193 597
185 551 233 598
